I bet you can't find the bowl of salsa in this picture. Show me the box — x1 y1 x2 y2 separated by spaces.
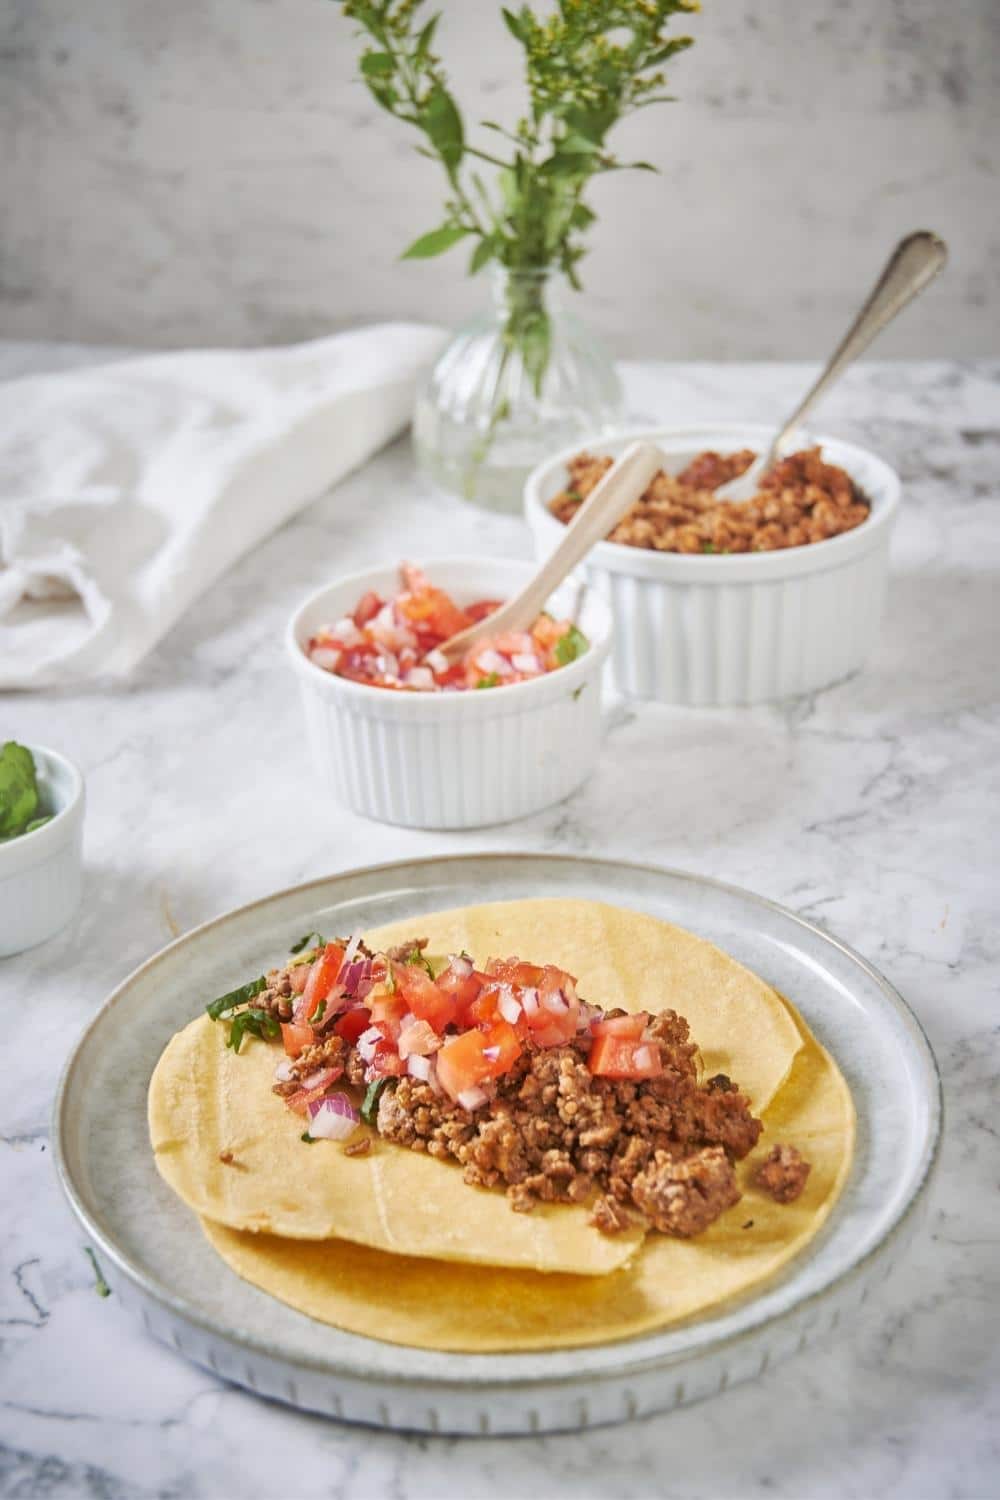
286 558 612 829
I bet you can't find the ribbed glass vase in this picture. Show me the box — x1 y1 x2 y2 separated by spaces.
413 265 623 512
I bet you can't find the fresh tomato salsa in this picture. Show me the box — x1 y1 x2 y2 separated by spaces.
305 563 588 691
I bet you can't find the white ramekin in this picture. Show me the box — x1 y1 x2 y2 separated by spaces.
525 424 901 707
286 557 613 829
0 744 85 956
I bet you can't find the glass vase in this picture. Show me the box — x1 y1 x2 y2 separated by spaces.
413 265 624 512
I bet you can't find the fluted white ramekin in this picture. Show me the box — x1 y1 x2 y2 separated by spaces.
0 744 85 956
525 424 901 707
286 558 613 829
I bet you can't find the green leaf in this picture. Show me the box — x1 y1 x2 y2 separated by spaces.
226 1006 280 1054
361 1078 392 1126
360 50 394 77
205 974 267 1022
555 624 589 666
415 14 439 60
23 815 52 834
290 931 326 955
569 202 596 230
501 7 524 42
422 82 464 170
475 672 501 689
468 236 497 274
401 224 470 259
0 741 40 839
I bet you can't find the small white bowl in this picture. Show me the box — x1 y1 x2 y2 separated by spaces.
525 424 901 706
286 557 613 829
0 744 85 956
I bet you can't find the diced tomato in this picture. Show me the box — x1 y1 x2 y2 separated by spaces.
397 584 470 641
485 957 546 989
520 966 579 1045
295 942 345 1023
289 964 310 995
436 959 486 1020
435 1028 495 1100
465 598 502 623
367 1040 406 1079
590 1011 649 1041
480 1019 521 1078
353 590 382 627
394 962 458 1033
531 613 565 651
588 1035 663 1079
398 1017 440 1058
280 1020 315 1058
333 1006 371 1045
400 562 429 594
368 989 408 1033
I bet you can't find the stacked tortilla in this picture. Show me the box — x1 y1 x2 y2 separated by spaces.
149 900 854 1352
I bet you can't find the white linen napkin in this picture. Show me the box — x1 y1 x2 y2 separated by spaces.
0 322 445 688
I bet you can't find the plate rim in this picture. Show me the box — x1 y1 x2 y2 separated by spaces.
53 852 943 1390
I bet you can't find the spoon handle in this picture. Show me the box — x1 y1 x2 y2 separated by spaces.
765 230 948 469
440 440 662 662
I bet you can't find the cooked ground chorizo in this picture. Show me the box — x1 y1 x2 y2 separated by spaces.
630 1146 741 1236
375 1015 762 1236
754 1143 811 1202
549 446 870 554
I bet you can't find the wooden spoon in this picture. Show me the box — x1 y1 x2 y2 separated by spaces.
438 440 663 665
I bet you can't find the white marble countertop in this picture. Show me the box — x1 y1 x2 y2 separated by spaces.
1 346 997 1499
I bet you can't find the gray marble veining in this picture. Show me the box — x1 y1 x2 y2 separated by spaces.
0 349 997 1497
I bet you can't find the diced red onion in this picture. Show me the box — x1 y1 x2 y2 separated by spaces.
405 666 435 690
357 1026 382 1062
497 987 522 1025
399 1011 417 1032
475 648 508 676
425 648 448 676
448 953 474 979
425 1057 444 1096
273 1058 296 1083
577 1002 597 1032
331 617 364 646
481 1045 501 1062
541 987 569 1015
511 652 539 674
307 1092 360 1140
457 1085 488 1112
521 987 539 1016
310 645 342 672
407 1054 432 1081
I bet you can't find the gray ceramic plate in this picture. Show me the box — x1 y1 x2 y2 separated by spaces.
54 855 941 1435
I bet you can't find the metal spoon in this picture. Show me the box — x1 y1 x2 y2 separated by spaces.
438 440 663 664
716 230 948 503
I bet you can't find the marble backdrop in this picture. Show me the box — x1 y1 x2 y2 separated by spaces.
1 0 997 356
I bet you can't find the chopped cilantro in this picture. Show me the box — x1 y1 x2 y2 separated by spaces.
226 1006 280 1053
300 1131 317 1144
701 542 718 553
404 948 435 978
564 486 583 505
475 672 500 689
572 683 585 701
290 931 326 954
205 975 267 1022
361 1078 392 1125
554 624 589 666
